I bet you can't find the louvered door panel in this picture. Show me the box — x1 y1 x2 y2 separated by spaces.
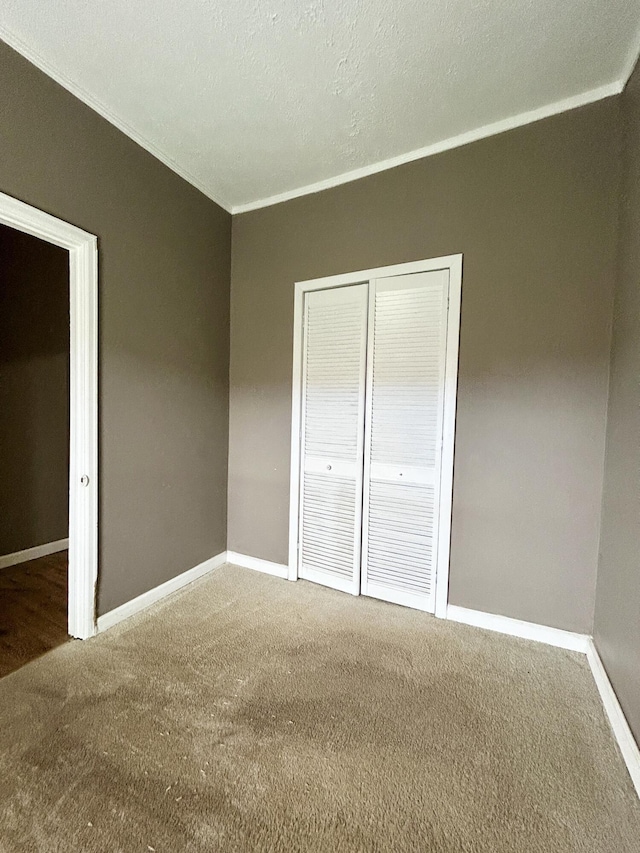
361 271 450 611
298 284 368 594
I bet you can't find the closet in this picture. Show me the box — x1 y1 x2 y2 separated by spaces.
290 257 461 615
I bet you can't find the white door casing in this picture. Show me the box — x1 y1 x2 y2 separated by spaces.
289 255 462 617
0 190 98 639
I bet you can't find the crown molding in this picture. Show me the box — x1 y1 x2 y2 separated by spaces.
1 24 632 217
619 25 640 89
233 81 621 214
0 25 233 213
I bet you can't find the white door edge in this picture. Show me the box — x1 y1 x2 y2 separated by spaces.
0 190 98 639
434 253 463 618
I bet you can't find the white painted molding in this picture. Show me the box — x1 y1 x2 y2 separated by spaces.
233 83 620 214
226 551 289 579
0 190 98 642
586 640 640 799
0 21 627 217
0 24 233 214
620 25 640 89
0 538 69 570
446 605 591 653
287 281 305 584
446 607 639 801
434 254 463 619
96 551 227 633
95 551 639 803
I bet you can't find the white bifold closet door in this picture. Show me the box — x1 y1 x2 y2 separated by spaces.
298 284 368 594
361 270 450 612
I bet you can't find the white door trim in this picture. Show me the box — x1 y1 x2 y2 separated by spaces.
435 253 462 617
288 254 463 617
0 191 98 640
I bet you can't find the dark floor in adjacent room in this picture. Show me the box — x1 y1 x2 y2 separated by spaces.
0 563 638 852
0 550 68 678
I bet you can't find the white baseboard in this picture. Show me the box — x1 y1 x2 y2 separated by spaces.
446 604 638 799
446 604 591 653
226 550 289 579
0 538 69 570
586 640 640 799
96 551 227 633
94 551 640 803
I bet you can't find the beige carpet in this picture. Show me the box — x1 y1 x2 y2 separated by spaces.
0 565 638 852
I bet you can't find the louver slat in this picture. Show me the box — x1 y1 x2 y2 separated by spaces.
298 284 368 594
362 271 449 612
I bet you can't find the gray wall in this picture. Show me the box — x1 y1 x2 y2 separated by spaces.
0 39 231 615
229 98 620 633
0 224 69 555
594 59 640 745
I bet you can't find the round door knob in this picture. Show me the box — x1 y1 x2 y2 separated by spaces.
80 475 90 487
326 464 332 471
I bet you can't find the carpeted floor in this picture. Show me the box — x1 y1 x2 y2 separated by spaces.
0 565 638 852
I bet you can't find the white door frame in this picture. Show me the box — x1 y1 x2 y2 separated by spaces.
0 191 98 639
288 254 463 618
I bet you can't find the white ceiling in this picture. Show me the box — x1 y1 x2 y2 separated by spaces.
1 1 639 212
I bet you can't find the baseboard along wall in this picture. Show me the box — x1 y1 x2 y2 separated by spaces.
96 550 287 633
0 538 69 571
94 549 640 801
96 551 228 633
445 605 639 799
225 551 289 578
446 604 591 653
586 639 640 798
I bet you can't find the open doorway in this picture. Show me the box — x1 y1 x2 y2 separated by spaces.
0 191 98 661
0 224 70 675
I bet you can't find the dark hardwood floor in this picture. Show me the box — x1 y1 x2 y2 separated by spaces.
0 550 69 678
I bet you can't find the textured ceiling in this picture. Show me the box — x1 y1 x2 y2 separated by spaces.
1 0 639 212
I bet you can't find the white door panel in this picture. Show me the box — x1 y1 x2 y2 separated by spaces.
361 270 450 612
294 264 455 614
298 284 368 594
